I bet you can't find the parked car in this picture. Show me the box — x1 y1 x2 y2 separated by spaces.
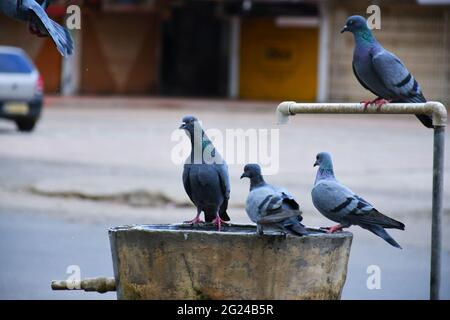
0 46 43 132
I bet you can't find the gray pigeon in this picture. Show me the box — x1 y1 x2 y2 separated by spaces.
342 15 433 128
180 116 230 231
241 164 308 236
0 0 74 57
311 152 405 249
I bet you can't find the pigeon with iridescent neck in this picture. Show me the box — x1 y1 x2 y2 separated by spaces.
180 116 230 231
311 152 405 249
342 15 433 128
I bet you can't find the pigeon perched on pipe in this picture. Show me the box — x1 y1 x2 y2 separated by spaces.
0 0 74 57
311 152 405 248
241 164 308 236
342 15 433 128
180 116 230 231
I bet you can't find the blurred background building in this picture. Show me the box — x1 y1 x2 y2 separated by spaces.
0 0 449 104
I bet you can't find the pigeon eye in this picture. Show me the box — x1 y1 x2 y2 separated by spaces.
348 20 354 25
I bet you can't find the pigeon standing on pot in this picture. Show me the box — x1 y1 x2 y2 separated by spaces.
0 0 74 57
341 15 433 128
180 116 230 231
311 152 405 249
241 164 308 236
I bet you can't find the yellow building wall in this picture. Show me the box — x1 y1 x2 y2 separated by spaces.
239 18 318 101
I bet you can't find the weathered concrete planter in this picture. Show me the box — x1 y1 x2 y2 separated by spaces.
109 224 352 300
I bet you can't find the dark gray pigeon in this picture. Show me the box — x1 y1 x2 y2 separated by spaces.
311 152 405 249
0 0 74 57
342 15 433 128
241 164 308 236
180 116 230 231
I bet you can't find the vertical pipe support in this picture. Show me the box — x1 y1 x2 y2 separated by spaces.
431 125 445 300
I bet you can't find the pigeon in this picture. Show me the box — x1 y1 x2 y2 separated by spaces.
0 0 74 57
341 15 433 128
241 163 308 236
180 116 230 231
311 152 405 248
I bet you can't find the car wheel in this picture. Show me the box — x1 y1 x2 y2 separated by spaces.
16 118 37 132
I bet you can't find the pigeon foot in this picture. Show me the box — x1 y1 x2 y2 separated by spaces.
212 215 228 231
361 97 391 111
374 98 391 111
326 224 343 234
184 215 204 224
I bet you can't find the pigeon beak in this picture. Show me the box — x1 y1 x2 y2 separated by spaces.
240 173 248 179
313 160 319 167
179 123 186 130
340 25 348 33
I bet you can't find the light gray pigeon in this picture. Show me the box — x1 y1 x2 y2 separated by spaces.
0 0 74 57
180 116 230 231
241 164 308 236
342 15 433 128
311 152 405 248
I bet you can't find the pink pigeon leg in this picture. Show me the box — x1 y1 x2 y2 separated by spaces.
212 214 228 231
326 224 344 234
360 97 383 111
184 213 204 224
373 98 391 112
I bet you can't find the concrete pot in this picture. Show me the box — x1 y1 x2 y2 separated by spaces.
109 224 352 300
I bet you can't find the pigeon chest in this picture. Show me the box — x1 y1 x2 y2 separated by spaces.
353 49 393 98
246 187 274 223
188 165 224 206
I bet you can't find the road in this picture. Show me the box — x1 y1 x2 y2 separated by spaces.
0 97 449 299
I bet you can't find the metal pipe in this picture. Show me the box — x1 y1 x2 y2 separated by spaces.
276 101 447 126
276 101 447 300
51 277 116 293
431 125 445 300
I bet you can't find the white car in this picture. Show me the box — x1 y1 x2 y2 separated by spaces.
0 46 43 132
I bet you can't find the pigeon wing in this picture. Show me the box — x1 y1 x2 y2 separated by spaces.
371 50 432 127
371 50 424 101
346 209 405 230
312 180 373 222
24 0 74 56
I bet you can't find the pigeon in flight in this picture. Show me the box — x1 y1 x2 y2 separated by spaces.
241 163 308 236
311 152 405 248
0 0 74 57
342 15 433 128
180 116 230 231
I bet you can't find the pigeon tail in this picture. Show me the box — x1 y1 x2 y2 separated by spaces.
284 222 308 236
414 114 434 129
281 217 308 236
218 199 230 221
396 94 434 129
362 224 402 249
347 209 405 230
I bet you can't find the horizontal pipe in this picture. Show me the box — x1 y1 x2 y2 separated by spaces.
276 101 447 126
51 277 116 293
